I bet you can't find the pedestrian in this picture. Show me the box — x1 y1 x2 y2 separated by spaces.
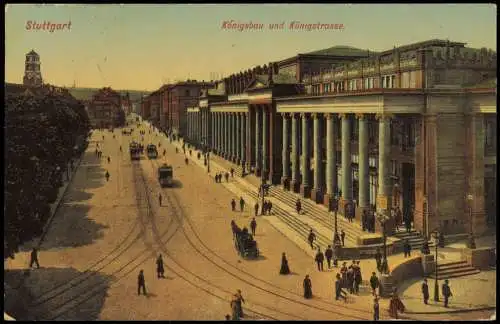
156 254 165 278
370 272 380 296
225 172 229 182
403 239 412 258
250 218 257 236
235 289 245 318
340 262 348 288
262 201 267 215
325 245 333 269
254 203 259 217
303 275 313 299
230 295 240 321
105 170 110 182
422 278 429 305
442 279 453 308
373 296 380 321
347 266 354 294
239 197 245 212
137 269 147 295
375 248 382 272
230 168 234 178
334 231 341 246
395 207 402 231
340 230 346 247
158 193 162 207
231 199 236 211
388 290 405 319
315 248 325 271
421 240 430 255
354 261 362 294
30 248 40 269
335 273 347 302
185 157 189 165
307 229 316 250
405 214 412 233
267 201 273 215
163 149 166 156
362 209 368 231
280 252 291 275
296 199 302 215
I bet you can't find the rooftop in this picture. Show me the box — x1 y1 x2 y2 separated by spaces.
305 45 372 57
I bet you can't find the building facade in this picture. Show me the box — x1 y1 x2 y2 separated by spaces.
187 39 497 239
23 50 43 87
87 87 123 128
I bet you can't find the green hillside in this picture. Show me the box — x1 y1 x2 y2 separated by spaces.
68 87 150 101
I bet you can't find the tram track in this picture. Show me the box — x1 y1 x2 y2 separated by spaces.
145 157 370 320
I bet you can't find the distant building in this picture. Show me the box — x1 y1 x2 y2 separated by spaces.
87 87 123 128
23 49 43 87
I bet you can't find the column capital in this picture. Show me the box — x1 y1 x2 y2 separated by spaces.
281 112 289 118
311 112 321 119
375 113 393 121
300 112 310 118
325 113 336 120
338 113 349 119
355 113 367 120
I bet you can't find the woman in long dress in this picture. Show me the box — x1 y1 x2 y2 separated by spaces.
280 252 291 275
303 275 312 299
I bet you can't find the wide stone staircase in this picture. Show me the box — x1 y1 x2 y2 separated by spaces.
428 260 480 280
392 229 435 253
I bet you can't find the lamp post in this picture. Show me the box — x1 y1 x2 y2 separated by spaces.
423 197 428 240
432 229 440 302
467 194 476 249
260 177 266 216
377 212 390 274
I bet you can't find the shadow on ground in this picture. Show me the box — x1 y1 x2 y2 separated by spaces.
4 267 112 321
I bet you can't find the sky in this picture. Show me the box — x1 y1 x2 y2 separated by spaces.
5 4 497 91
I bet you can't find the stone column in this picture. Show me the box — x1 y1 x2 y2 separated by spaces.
225 113 229 158
232 112 238 163
341 114 352 209
255 107 262 176
324 113 338 209
312 113 323 203
219 113 223 154
240 113 246 172
235 113 241 164
229 113 234 160
376 114 394 234
214 113 218 152
291 113 300 193
246 108 254 172
262 107 269 181
300 113 311 198
281 113 290 189
358 114 370 224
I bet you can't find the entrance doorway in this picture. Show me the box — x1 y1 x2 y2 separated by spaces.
402 163 415 222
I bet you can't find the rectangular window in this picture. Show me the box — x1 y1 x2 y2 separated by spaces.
409 71 417 88
401 72 410 88
391 75 396 88
364 78 369 89
381 76 386 88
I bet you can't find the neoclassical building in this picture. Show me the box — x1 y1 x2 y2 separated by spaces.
187 39 497 239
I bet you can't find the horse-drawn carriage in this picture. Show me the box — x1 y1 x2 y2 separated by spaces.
231 223 259 258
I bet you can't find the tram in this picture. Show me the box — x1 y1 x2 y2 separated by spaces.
147 144 158 159
129 142 141 160
158 163 173 187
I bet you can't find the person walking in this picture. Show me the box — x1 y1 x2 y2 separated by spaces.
156 254 165 279
235 289 245 318
280 252 291 275
158 193 163 207
230 295 240 321
303 275 313 299
335 273 347 302
315 248 325 271
30 248 40 269
375 248 382 272
295 199 302 215
225 172 229 182
370 272 380 296
137 269 147 295
325 245 333 269
347 266 354 294
442 279 453 308
340 230 346 247
254 203 259 217
403 239 412 258
230 168 234 178
307 229 316 250
354 261 362 294
373 296 380 321
250 218 257 236
389 290 405 319
267 201 273 215
107 156 111 163
231 199 236 211
422 278 429 305
405 213 412 233
105 170 110 182
239 197 245 212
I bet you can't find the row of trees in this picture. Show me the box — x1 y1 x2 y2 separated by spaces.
4 89 91 259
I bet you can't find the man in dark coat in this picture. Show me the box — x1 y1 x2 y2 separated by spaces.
307 229 316 250
156 254 165 278
373 296 380 321
442 279 452 307
422 278 429 304
335 273 347 301
325 245 333 269
403 239 412 257
405 213 412 233
230 168 234 178
235 290 245 318
296 199 302 214
225 172 230 182
158 193 162 207
30 248 40 269
280 252 291 275
231 199 236 211
254 203 259 217
105 170 110 181
239 197 245 212
262 201 267 215
138 269 147 295
375 248 382 272
340 230 346 247
250 218 257 236
315 248 325 271
370 272 380 296
303 275 312 299
267 201 273 215
353 261 362 294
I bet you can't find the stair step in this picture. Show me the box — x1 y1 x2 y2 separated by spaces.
436 267 477 275
429 269 480 280
438 260 468 268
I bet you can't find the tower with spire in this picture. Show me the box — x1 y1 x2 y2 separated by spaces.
23 49 43 87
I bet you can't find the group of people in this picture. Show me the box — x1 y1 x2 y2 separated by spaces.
261 200 273 215
339 260 363 294
215 172 230 183
392 206 413 233
230 197 246 212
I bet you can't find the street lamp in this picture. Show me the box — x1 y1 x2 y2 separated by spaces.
432 229 440 302
467 194 476 249
423 197 428 240
377 212 390 274
260 178 266 216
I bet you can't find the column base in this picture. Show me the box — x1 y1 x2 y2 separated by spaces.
270 171 281 185
323 193 334 211
311 189 323 204
262 169 269 182
240 161 246 175
300 184 311 198
235 158 241 166
255 167 261 177
281 177 290 191
291 179 300 193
